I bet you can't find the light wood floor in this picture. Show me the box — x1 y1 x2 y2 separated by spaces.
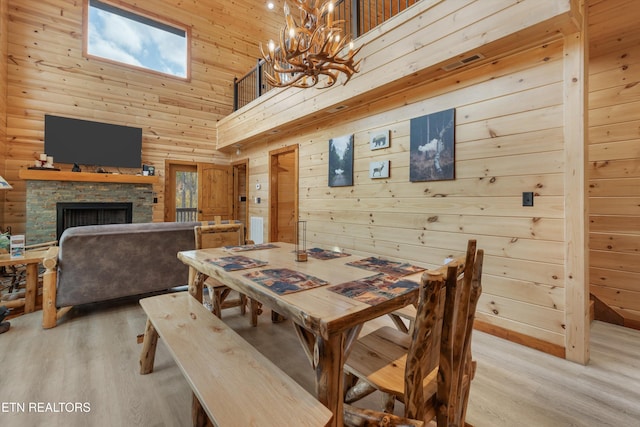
1 295 639 426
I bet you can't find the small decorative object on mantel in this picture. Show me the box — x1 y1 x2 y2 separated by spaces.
28 153 60 170
72 163 81 172
142 164 155 176
260 0 362 89
295 220 307 262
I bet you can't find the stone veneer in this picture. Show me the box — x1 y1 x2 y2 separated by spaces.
26 180 154 244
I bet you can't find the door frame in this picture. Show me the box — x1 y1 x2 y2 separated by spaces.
268 145 299 242
232 159 249 235
164 160 197 222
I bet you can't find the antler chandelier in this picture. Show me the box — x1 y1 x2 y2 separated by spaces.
260 0 362 89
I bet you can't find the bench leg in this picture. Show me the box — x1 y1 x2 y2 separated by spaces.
139 318 159 374
188 268 204 303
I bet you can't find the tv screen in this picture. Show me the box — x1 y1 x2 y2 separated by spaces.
44 115 142 169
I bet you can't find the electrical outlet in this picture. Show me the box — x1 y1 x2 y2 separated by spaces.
522 192 534 207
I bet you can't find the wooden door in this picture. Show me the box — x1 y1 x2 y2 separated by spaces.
269 145 298 243
198 163 233 221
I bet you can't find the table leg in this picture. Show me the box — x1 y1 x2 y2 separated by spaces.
314 333 346 427
293 324 316 367
24 263 38 313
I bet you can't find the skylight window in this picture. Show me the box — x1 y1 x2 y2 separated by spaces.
85 0 189 79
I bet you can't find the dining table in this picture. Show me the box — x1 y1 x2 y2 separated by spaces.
177 242 426 427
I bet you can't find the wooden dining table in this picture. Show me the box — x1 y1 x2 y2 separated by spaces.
177 242 424 427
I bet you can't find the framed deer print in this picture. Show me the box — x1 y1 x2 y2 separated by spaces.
369 160 390 179
328 134 354 187
409 108 455 182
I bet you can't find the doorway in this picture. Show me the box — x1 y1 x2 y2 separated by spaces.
165 161 198 222
165 161 233 222
233 159 249 237
269 145 298 243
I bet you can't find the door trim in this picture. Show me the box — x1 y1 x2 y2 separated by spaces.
268 145 299 242
164 160 197 222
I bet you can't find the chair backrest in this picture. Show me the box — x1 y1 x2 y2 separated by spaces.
404 239 483 426
194 220 244 250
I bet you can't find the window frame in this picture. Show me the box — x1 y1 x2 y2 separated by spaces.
83 0 191 81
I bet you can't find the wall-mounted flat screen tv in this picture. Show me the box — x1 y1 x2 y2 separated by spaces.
44 115 143 169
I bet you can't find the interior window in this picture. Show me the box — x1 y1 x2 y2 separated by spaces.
85 0 189 79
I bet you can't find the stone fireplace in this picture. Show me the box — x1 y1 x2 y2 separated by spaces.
23 173 155 244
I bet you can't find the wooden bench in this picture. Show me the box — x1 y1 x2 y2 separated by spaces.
138 292 333 427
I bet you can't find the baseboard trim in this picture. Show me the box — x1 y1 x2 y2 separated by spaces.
474 319 566 359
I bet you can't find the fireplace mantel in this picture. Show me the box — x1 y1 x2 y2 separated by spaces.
19 169 159 184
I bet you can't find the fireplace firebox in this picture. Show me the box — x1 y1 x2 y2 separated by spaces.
56 202 133 240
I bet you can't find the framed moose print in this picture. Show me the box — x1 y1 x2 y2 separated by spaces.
409 108 455 182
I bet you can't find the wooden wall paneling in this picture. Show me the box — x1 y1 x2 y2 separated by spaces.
217 0 577 149
590 232 640 253
302 209 565 242
3 0 282 232
588 0 640 58
590 215 640 234
591 283 640 319
237 39 575 356
589 142 640 163
590 250 640 274
588 0 640 331
590 267 640 292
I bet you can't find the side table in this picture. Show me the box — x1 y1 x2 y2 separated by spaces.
0 250 48 314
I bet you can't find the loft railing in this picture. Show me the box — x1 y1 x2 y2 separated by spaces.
233 0 420 111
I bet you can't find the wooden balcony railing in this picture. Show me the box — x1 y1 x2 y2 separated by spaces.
176 208 198 222
233 0 420 111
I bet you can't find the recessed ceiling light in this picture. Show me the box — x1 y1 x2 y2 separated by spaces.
267 2 275 10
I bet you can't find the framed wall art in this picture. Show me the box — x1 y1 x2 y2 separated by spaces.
369 130 390 150
409 108 455 182
328 134 354 187
369 160 390 179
